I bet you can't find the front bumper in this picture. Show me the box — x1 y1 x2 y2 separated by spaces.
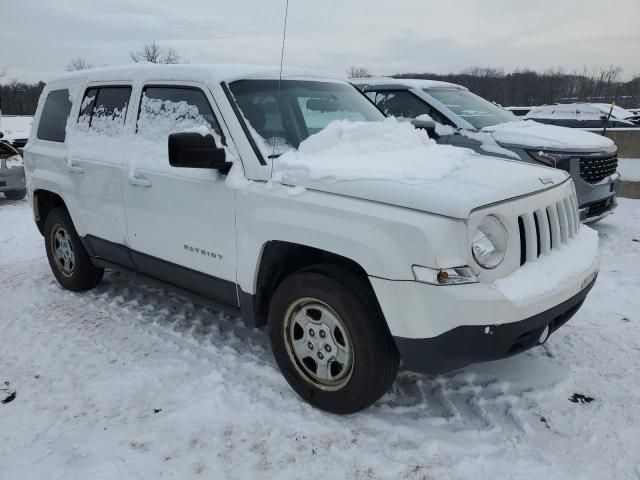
393 276 595 374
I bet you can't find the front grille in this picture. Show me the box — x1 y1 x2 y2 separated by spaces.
579 154 618 184
517 192 579 266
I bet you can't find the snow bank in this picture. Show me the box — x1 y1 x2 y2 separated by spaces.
272 118 473 186
492 226 599 303
483 120 614 150
618 158 640 182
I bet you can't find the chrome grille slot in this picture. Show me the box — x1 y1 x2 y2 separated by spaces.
557 200 569 244
518 192 579 266
535 209 551 255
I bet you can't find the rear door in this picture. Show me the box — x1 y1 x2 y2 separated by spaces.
122 82 238 305
69 85 132 246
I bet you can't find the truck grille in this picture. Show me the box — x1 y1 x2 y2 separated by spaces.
579 154 617 184
517 193 580 266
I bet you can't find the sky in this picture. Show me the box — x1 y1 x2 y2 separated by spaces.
1 0 639 83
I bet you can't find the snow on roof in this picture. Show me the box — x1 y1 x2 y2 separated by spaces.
45 63 343 86
350 77 466 90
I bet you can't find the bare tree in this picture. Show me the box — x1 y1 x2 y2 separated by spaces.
66 58 93 72
347 66 373 78
130 41 182 64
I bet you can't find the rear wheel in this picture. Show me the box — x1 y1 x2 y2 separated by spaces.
268 265 399 414
44 207 104 291
4 189 26 200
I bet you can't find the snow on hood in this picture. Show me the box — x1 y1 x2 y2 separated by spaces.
483 120 614 152
273 118 569 219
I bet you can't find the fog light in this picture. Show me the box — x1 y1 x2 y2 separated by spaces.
579 208 588 221
538 325 550 344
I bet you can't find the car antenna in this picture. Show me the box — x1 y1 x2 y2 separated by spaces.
602 100 615 136
271 0 290 179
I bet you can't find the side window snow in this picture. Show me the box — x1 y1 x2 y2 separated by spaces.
78 86 132 135
136 86 223 143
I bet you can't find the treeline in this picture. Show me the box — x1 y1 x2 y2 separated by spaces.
0 81 45 116
394 66 640 108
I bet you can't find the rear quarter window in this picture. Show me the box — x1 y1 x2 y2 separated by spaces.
37 89 73 142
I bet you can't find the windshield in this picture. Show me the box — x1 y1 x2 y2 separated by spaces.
229 80 384 156
425 88 517 129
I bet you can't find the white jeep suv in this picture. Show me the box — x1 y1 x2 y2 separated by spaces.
24 64 599 414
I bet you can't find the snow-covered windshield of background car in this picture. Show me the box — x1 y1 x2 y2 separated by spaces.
426 88 517 129
230 80 384 157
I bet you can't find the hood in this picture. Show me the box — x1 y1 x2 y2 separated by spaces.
483 120 615 153
272 119 569 219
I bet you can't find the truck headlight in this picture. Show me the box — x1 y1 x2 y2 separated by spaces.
5 155 24 169
472 215 508 269
526 150 573 170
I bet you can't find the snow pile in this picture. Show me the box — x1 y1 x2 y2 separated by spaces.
273 118 473 186
492 226 599 303
483 120 614 150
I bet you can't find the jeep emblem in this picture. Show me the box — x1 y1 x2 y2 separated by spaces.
539 177 554 185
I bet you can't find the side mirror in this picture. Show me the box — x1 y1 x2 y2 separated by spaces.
0 131 4 139
168 132 231 174
411 116 439 139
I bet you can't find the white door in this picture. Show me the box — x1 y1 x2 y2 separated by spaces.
68 85 132 246
122 83 238 305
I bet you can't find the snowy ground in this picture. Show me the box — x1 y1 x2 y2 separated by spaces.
1 198 640 480
619 158 640 182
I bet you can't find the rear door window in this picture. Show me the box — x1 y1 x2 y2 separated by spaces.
78 86 132 135
136 86 223 142
37 89 73 142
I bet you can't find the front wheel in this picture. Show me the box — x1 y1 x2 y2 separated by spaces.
268 265 399 414
44 207 104 291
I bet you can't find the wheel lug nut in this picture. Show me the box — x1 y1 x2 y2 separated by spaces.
308 329 315 337
324 345 331 353
307 342 314 350
317 352 324 360
319 331 326 338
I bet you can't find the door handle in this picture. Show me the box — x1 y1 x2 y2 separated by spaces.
128 174 152 187
66 162 84 174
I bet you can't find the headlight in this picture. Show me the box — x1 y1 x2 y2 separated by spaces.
472 215 508 269
5 155 24 169
526 150 570 168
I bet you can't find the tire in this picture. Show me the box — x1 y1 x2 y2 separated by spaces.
4 189 26 200
268 264 399 414
44 207 104 291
